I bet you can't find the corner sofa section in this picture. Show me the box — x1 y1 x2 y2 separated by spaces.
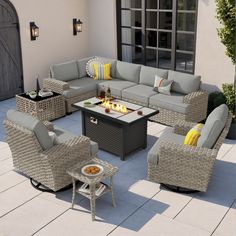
43 57 208 126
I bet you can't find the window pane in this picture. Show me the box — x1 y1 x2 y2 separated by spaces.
146 49 157 67
176 53 194 73
176 33 194 51
159 32 172 49
177 13 195 31
122 28 142 45
159 12 172 30
121 10 142 27
146 0 157 9
159 0 172 9
121 0 142 8
158 51 171 69
146 12 157 28
178 0 196 10
146 31 157 47
122 45 143 64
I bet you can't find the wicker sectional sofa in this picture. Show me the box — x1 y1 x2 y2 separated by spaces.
43 57 208 126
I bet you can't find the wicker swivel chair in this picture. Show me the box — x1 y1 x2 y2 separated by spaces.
4 110 98 192
147 104 232 192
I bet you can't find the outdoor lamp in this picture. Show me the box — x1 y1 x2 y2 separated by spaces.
73 18 83 35
30 22 39 41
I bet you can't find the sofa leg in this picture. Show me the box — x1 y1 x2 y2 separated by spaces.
30 178 72 193
161 184 200 194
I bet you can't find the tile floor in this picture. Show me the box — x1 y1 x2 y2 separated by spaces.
0 98 235 236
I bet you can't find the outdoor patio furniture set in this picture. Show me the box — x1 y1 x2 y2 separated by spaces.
3 57 232 220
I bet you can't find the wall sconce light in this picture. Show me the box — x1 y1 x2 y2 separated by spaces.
73 18 83 35
30 22 39 41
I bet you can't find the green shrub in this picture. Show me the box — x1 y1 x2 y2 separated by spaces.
207 91 226 116
222 83 236 122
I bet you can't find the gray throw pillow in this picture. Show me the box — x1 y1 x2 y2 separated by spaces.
153 75 173 95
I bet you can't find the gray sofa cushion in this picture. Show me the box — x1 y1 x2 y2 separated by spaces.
7 110 53 150
122 84 157 106
77 57 91 78
98 79 137 98
168 70 201 95
63 77 101 98
51 61 79 82
54 127 98 155
149 92 189 114
140 66 168 86
116 61 141 83
197 104 228 149
147 127 185 164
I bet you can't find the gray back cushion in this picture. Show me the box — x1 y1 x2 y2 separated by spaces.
140 66 168 86
7 110 53 151
168 70 201 94
77 57 91 78
115 61 141 83
51 60 79 82
197 104 228 149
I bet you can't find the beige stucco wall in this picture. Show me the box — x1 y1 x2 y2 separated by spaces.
10 0 89 91
88 0 117 59
195 0 235 91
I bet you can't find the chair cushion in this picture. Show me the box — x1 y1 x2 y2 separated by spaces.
98 79 137 98
6 110 53 150
122 84 157 106
54 127 98 155
77 57 91 78
63 77 100 98
184 124 204 146
149 92 189 114
168 70 201 95
197 104 228 149
147 127 185 164
50 61 79 82
140 66 168 86
115 61 141 83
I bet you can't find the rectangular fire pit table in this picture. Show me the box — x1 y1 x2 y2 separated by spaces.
73 97 158 160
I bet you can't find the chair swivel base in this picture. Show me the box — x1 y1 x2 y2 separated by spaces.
161 183 200 194
30 178 72 193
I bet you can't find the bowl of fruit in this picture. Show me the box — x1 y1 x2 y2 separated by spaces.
81 164 104 177
28 91 37 99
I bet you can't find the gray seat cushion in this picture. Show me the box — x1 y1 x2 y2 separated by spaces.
147 127 185 164
115 61 141 83
98 79 137 98
122 84 157 106
50 61 79 82
54 127 98 155
7 110 53 150
197 104 228 149
168 70 201 95
149 92 189 114
63 77 100 98
77 57 91 78
139 66 168 87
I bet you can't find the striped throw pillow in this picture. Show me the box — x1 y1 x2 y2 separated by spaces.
184 123 204 146
93 63 111 80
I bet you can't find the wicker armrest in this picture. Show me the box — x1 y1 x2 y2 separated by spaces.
43 121 54 131
43 78 70 94
40 136 91 164
159 142 217 162
183 90 208 104
173 120 197 136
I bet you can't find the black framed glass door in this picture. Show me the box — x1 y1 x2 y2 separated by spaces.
117 0 198 74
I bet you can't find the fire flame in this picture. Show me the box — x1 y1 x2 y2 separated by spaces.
101 100 128 114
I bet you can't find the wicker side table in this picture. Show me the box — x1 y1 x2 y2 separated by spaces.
16 92 65 121
67 158 118 221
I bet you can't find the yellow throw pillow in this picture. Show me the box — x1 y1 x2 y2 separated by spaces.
184 123 204 146
93 63 111 80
